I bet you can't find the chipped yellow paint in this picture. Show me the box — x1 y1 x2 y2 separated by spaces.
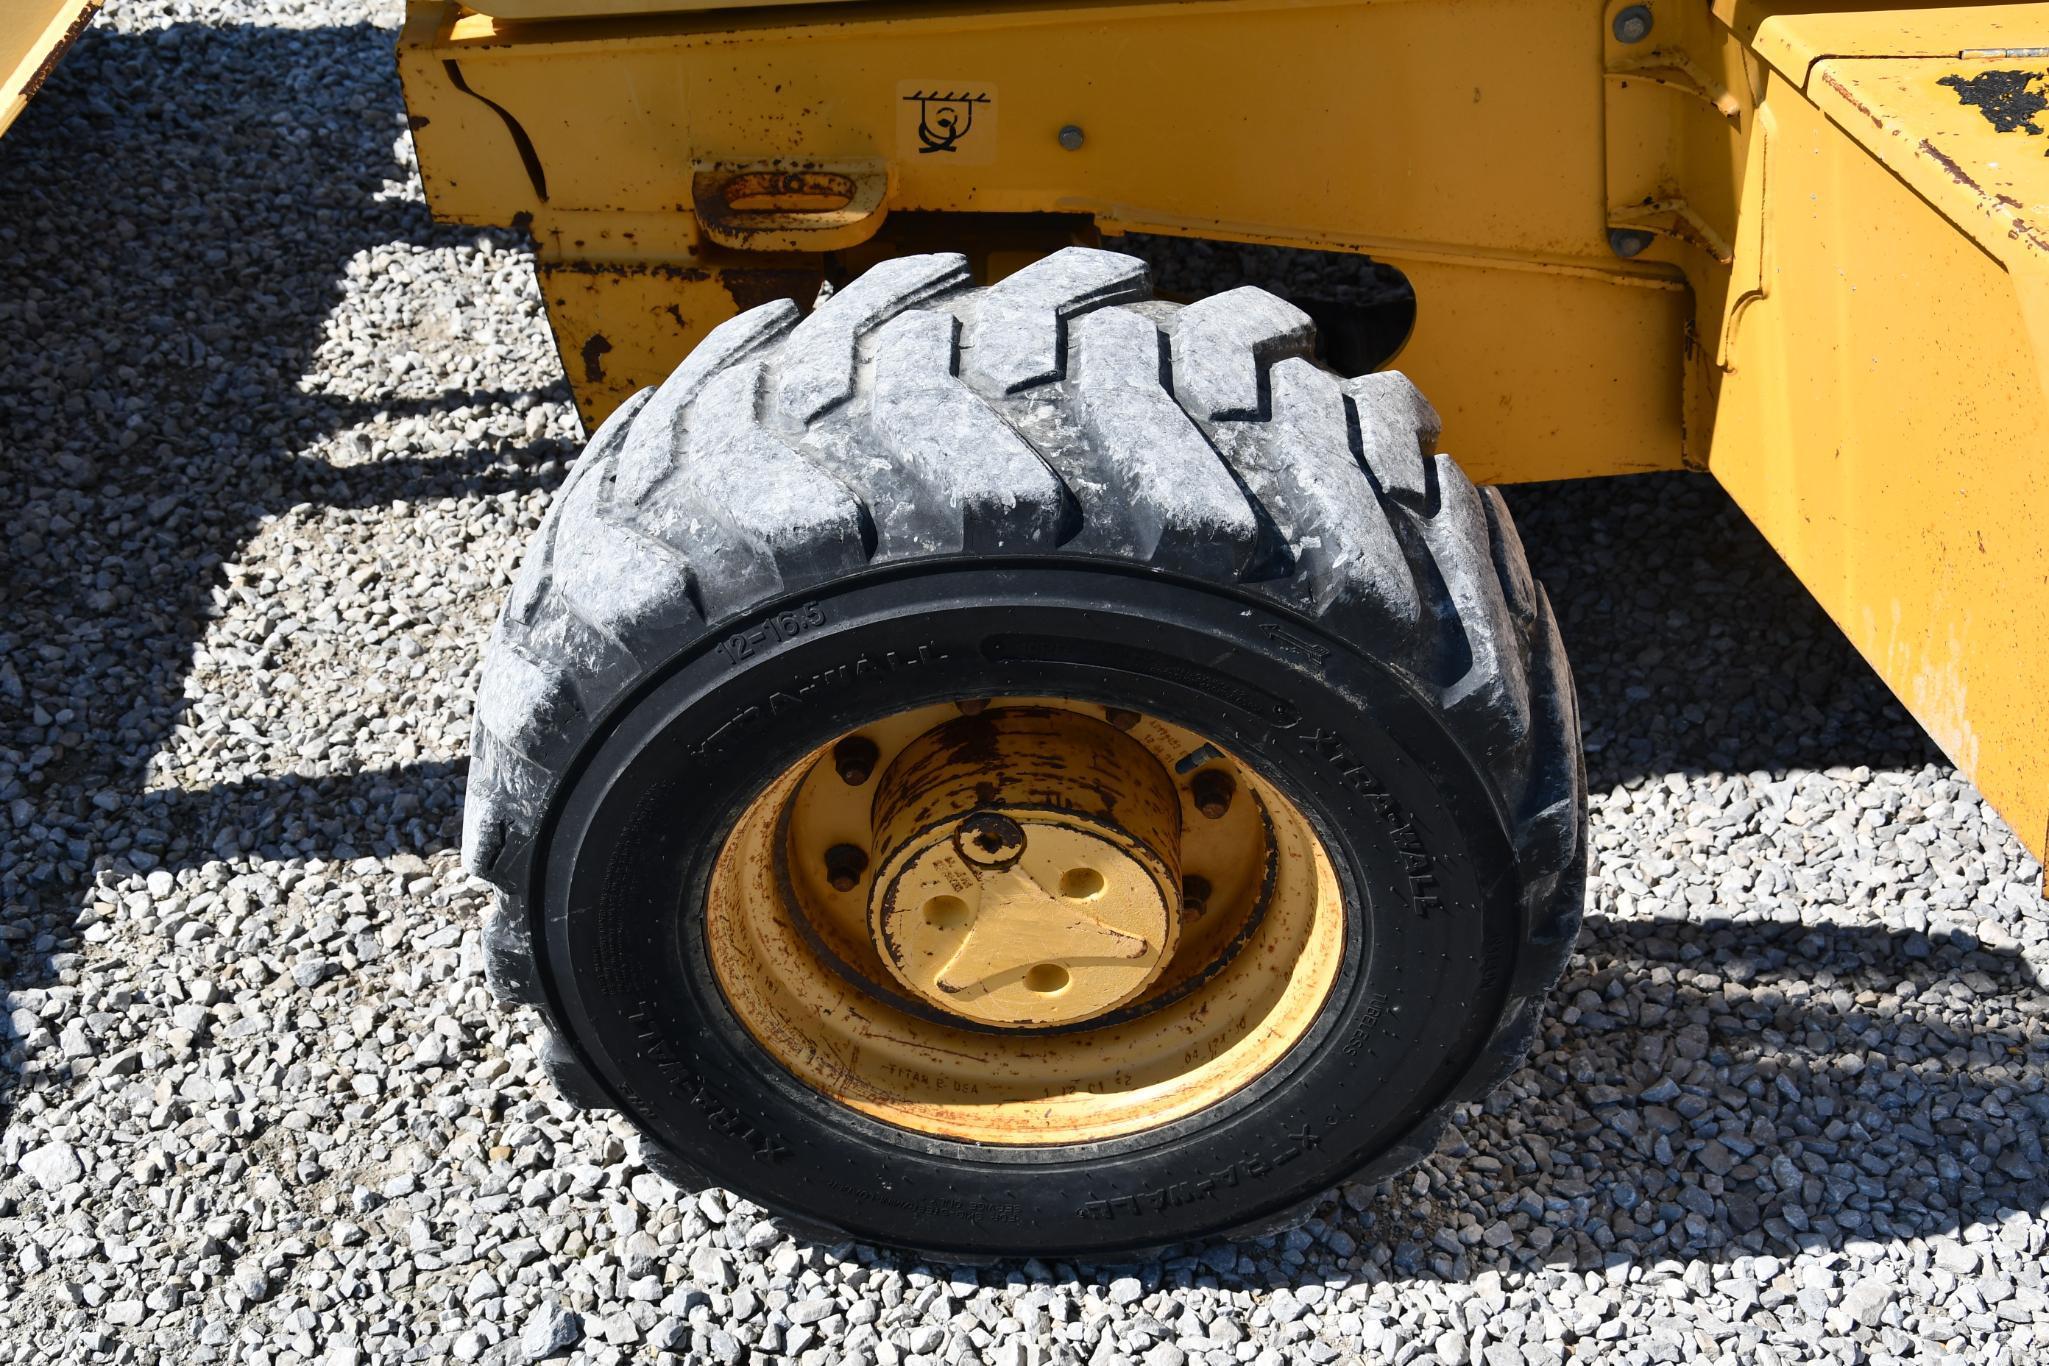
1903 619 1982 787
706 699 1344 1145
1708 23 2049 870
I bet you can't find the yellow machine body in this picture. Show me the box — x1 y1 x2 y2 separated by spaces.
0 0 99 138
397 0 2049 870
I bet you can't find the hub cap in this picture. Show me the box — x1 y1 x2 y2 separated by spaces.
869 708 1182 1027
705 697 1345 1144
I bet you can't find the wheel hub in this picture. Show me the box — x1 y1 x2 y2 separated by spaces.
868 708 1182 1027
706 694 1343 1145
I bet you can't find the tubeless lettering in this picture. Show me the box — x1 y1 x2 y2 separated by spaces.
1342 991 1392 1058
594 789 672 996
981 634 1298 728
1478 938 1510 992
825 1178 1022 1224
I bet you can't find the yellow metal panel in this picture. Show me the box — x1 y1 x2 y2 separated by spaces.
535 243 1691 474
536 254 826 419
1364 253 1688 484
1806 52 2049 277
396 2 551 225
402 0 1689 480
1603 0 1755 264
0 0 99 139
427 0 1631 264
398 0 2049 863
1708 69 2049 865
1741 0 2049 83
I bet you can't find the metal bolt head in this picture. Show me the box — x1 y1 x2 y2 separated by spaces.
1612 5 1653 44
1102 707 1141 731
824 843 869 893
1191 769 1236 820
1607 227 1656 259
832 734 879 786
956 698 990 715
1058 124 1085 151
955 812 1027 868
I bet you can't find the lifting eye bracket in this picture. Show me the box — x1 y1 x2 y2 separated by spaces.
691 160 893 253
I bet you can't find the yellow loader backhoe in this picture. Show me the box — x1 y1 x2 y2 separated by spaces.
18 0 2040 1258
392 0 2049 1258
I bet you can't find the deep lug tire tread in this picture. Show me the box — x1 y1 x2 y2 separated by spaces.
464 248 1586 1246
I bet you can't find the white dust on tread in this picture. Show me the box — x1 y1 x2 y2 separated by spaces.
615 299 799 509
1184 350 1419 634
1346 370 1440 505
683 361 864 558
1166 286 1315 422
964 247 1150 394
863 309 1067 554
1070 306 1261 570
773 254 971 425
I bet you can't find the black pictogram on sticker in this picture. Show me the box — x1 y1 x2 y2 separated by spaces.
904 90 992 154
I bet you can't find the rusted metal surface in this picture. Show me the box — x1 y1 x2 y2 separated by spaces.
691 163 891 252
1805 53 2049 268
707 698 1340 1144
532 256 818 425
718 264 828 315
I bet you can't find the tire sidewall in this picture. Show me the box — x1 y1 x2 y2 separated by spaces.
539 560 1522 1256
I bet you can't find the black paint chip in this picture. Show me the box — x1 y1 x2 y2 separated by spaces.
1939 69 2048 136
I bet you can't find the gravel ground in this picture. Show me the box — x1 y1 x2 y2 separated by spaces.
3 4 2046 1365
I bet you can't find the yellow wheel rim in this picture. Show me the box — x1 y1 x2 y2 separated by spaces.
706 698 1345 1145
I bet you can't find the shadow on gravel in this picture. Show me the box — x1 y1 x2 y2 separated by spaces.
1510 472 1948 791
1351 909 2048 1278
0 22 566 1129
862 912 2045 1287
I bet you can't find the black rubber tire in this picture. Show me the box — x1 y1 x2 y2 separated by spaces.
464 248 1586 1259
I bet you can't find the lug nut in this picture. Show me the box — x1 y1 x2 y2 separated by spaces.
833 734 880 785
956 698 990 715
1103 707 1141 731
824 843 869 892
955 811 1027 867
1191 768 1236 819
1181 874 1212 917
